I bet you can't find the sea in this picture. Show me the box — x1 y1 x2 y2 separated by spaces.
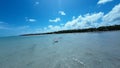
0 31 120 68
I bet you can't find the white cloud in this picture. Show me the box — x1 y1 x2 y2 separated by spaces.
49 18 61 23
102 3 120 25
47 25 61 31
97 0 113 5
25 17 37 22
45 13 103 31
59 11 66 15
42 3 120 32
64 12 104 29
41 25 64 32
28 19 36 22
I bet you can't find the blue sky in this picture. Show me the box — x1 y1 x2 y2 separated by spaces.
0 0 120 36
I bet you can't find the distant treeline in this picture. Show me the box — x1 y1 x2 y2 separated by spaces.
21 25 120 36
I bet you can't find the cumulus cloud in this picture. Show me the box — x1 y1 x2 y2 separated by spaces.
102 3 120 25
97 0 113 5
65 12 104 29
59 11 66 15
64 3 120 29
49 18 61 23
38 3 120 33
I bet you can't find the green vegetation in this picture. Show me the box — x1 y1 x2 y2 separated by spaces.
21 25 120 36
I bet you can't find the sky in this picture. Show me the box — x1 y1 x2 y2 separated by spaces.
0 0 120 36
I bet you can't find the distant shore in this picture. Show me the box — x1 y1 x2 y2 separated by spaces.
20 25 120 36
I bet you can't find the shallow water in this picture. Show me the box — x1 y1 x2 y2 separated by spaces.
0 31 120 68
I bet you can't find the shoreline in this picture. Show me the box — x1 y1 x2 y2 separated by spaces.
20 25 120 36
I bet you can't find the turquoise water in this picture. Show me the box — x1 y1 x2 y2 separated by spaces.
0 31 120 68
